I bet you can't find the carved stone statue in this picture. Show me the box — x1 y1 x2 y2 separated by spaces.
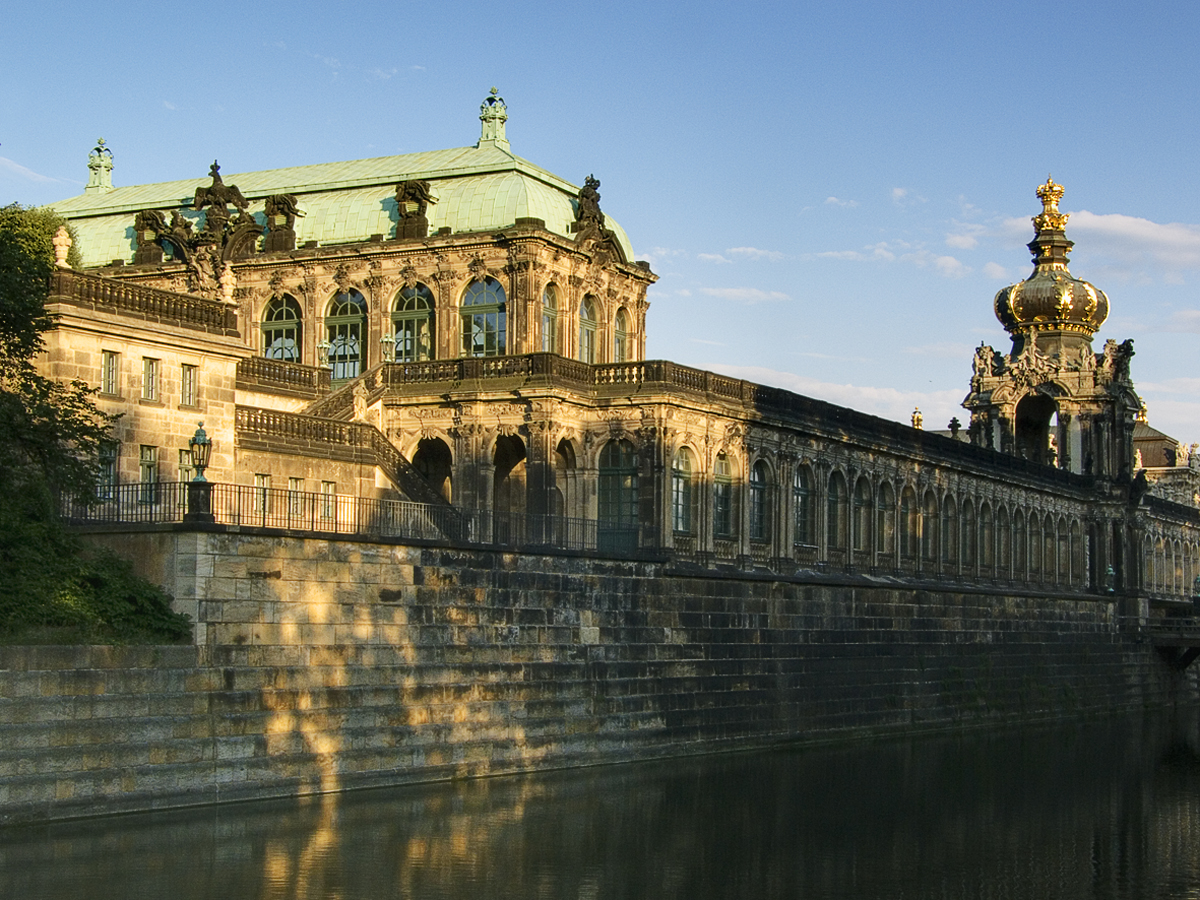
264 194 303 252
394 180 437 239
133 209 167 264
1114 338 1135 382
353 381 368 421
194 161 248 236
1190 444 1200 469
972 343 994 378
911 407 923 430
576 175 604 231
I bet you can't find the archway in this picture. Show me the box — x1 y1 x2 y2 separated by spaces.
493 435 527 542
1015 393 1057 464
411 437 452 502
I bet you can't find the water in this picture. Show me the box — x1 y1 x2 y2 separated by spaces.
4 711 1200 899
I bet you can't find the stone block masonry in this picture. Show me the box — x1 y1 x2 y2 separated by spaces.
0 529 1191 824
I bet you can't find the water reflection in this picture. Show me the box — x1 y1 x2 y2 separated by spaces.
4 710 1200 899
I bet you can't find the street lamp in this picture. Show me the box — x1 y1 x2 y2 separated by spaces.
317 339 332 367
381 331 395 363
184 421 215 523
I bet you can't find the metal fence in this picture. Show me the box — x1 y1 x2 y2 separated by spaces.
63 482 644 555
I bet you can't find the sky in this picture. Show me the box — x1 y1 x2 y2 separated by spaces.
5 0 1200 444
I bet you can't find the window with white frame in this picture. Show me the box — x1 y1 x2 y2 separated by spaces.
141 357 159 401
101 350 119 395
139 445 158 503
671 447 695 534
180 364 198 407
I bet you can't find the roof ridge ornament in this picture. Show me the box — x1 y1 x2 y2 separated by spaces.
85 137 114 194
478 87 510 151
1033 175 1069 234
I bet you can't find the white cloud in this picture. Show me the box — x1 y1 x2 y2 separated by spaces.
934 255 970 278
706 363 964 428
892 187 908 201
1069 210 1200 270
697 253 731 264
825 196 858 208
411 65 426 71
726 246 785 261
370 67 398 80
162 100 177 110
891 187 927 205
0 156 59 183
945 233 978 249
983 262 1009 280
699 287 791 304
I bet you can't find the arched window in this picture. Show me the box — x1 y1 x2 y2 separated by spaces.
263 295 302 362
672 447 695 534
461 278 506 357
750 460 770 541
794 465 815 546
1014 510 1027 579
614 308 630 363
1057 516 1069 582
326 290 366 381
877 483 896 559
828 471 848 551
392 284 435 362
1045 516 1057 581
941 497 958 566
962 500 976 569
997 506 1010 573
853 477 872 554
542 285 559 353
900 487 918 561
714 453 734 538
980 502 994 568
1029 513 1043 578
599 440 638 552
921 491 938 564
579 295 597 364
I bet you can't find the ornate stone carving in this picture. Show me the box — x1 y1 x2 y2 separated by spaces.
395 180 437 240
133 209 167 265
263 194 302 252
468 256 489 282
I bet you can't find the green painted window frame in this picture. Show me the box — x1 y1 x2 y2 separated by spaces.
461 278 507 358
392 284 435 362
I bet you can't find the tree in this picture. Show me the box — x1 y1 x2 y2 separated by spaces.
0 204 191 643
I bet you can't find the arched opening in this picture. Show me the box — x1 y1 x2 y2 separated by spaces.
853 476 872 555
541 285 559 354
900 486 918 564
750 460 770 542
1015 393 1057 465
1070 520 1083 586
326 289 367 382
828 471 848 553
962 499 976 570
713 452 735 540
877 483 896 562
614 308 630 363
921 490 938 565
262 295 302 362
493 435 526 543
553 438 576 520
461 278 507 357
794 465 814 546
392 284 435 362
412 437 452 502
599 439 638 553
1029 513 1043 579
1014 510 1027 580
672 447 696 535
997 505 1011 574
579 295 597 363
980 502 994 569
941 497 958 568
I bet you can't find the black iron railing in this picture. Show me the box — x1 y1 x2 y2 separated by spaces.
64 483 643 555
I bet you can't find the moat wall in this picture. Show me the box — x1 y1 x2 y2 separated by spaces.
0 529 1189 824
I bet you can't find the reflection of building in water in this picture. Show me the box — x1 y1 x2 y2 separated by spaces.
43 102 1200 614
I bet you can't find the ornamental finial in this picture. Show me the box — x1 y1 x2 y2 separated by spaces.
478 87 509 150
1033 175 1069 233
85 137 114 194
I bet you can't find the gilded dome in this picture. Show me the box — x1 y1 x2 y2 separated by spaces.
993 177 1108 336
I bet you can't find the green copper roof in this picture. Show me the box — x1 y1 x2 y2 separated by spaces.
51 143 634 268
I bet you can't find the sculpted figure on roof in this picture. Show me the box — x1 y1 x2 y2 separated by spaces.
194 161 248 235
394 180 437 239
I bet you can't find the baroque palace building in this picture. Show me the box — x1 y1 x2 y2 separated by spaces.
41 91 1200 608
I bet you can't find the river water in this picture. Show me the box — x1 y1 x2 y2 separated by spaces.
4 710 1200 899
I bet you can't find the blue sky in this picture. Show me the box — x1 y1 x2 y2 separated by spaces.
5 0 1200 442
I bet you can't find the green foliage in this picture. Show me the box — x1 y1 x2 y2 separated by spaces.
0 203 190 644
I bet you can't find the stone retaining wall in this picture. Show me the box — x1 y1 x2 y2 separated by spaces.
0 530 1189 824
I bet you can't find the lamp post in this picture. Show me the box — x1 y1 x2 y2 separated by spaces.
317 339 332 368
184 421 215 523
381 331 395 363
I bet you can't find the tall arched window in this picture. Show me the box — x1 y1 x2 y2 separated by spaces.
997 506 1010 573
579 295 597 363
900 487 918 561
794 465 814 546
877 483 896 559
599 439 638 553
461 278 506 357
262 295 302 362
326 290 367 381
828 471 848 551
921 491 938 564
980 502 994 568
542 285 559 353
941 497 958 566
672 447 695 534
392 284 435 362
614 308 630 363
714 453 734 538
853 477 872 554
1014 510 1027 580
962 499 976 569
1029 513 1043 578
750 460 770 541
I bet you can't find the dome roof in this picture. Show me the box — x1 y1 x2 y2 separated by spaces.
993 178 1108 336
